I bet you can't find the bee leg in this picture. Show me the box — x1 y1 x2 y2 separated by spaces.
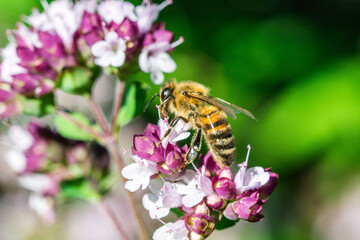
185 127 202 164
156 116 189 146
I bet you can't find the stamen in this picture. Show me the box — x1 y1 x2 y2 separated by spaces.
156 218 166 225
191 161 199 172
244 144 251 167
169 36 184 49
158 0 173 11
159 174 166 183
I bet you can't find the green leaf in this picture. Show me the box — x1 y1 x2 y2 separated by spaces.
59 67 94 95
171 208 185 218
60 178 101 202
54 112 95 141
116 81 148 127
215 216 239 230
21 94 55 117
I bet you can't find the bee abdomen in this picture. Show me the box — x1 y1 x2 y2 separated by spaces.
200 109 236 167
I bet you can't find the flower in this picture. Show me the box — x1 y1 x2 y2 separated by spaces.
135 0 172 35
97 0 136 24
153 220 189 240
212 168 236 200
121 154 158 192
139 39 182 84
28 193 56 225
158 117 191 148
234 145 270 194
142 192 170 219
185 202 215 240
0 43 26 82
176 167 214 208
91 31 127 67
223 192 264 222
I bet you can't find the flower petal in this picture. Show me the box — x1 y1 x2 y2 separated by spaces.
121 163 142 179
155 52 176 73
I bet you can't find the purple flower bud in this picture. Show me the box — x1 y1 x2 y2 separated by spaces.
157 144 185 175
212 176 236 201
142 24 174 48
206 193 225 210
143 123 161 142
132 134 164 162
224 192 264 222
75 11 104 59
0 82 21 118
116 18 139 41
198 152 220 177
11 73 39 94
38 31 75 71
259 169 278 198
185 203 215 238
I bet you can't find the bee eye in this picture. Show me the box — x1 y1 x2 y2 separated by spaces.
161 87 170 100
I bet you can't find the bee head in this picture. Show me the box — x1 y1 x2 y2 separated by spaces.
160 80 175 103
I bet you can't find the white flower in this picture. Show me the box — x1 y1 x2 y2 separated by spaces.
158 117 191 148
27 0 80 50
0 43 26 82
142 193 170 219
91 32 127 67
121 155 158 192
15 23 42 50
139 41 178 84
18 174 55 193
28 193 56 225
176 167 213 208
7 125 33 150
153 220 189 240
4 125 33 173
74 0 97 18
142 181 183 219
97 0 136 24
43 0 78 50
234 145 270 194
135 0 172 34
5 150 27 173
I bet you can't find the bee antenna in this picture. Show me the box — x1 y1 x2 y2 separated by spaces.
143 93 160 112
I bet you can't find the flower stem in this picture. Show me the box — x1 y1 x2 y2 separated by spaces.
88 98 111 135
88 97 149 240
99 200 129 240
111 80 124 132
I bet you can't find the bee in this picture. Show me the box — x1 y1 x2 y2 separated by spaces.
144 80 256 168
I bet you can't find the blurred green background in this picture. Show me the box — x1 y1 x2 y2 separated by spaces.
1 0 360 239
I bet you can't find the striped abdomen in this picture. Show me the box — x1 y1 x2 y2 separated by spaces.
199 106 236 168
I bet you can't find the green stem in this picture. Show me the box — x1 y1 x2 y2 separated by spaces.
111 80 125 133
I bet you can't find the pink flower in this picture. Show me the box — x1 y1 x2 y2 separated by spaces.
212 168 236 200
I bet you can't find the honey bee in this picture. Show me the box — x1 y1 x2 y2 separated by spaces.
144 80 256 168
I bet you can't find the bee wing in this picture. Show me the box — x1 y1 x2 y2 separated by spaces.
187 93 256 120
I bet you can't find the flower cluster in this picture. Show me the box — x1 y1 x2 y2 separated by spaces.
4 121 110 224
0 0 182 118
122 119 278 239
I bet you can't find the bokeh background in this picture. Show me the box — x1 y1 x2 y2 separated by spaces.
1 0 360 239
